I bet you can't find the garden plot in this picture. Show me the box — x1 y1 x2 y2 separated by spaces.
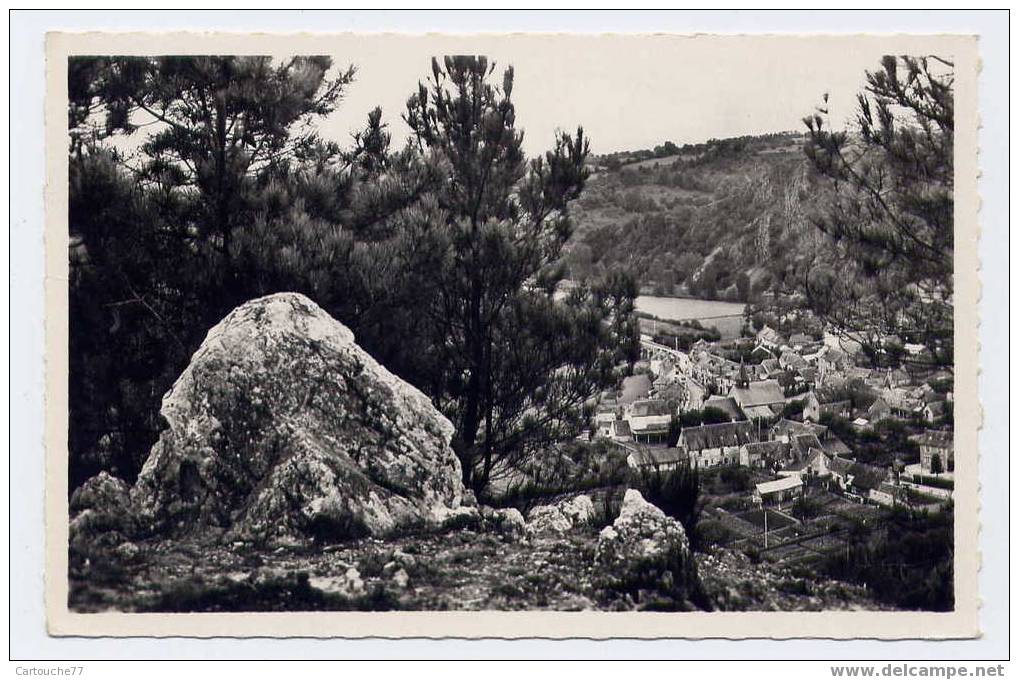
737 509 798 531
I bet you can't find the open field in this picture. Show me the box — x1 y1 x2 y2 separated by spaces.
635 296 747 340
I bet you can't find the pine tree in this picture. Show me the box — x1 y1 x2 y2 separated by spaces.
802 56 954 369
396 56 628 491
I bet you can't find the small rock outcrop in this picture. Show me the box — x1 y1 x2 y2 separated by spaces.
68 472 137 551
74 292 471 544
481 506 526 538
70 471 132 516
594 489 701 608
526 495 595 535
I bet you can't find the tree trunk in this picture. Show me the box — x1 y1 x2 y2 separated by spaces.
457 365 483 491
214 93 230 265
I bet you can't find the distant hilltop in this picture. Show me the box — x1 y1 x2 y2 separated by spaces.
587 131 809 172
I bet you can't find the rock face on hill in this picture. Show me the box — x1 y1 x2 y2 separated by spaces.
85 292 468 544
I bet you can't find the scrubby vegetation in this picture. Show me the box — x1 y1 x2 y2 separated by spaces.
594 539 709 612
488 439 631 513
820 414 922 467
911 475 954 491
817 506 954 611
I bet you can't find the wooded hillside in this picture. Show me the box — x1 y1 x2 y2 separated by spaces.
565 132 827 303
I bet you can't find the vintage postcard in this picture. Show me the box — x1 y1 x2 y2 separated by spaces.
45 31 980 638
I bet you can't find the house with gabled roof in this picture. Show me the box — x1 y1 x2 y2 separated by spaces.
844 367 871 383
885 367 912 389
754 476 804 505
882 386 921 417
759 358 781 377
790 433 824 460
627 446 687 472
789 332 814 350
610 419 632 442
756 325 785 350
867 396 893 423
776 432 831 479
820 435 852 459
827 455 854 480
779 447 831 478
652 371 685 397
703 395 745 422
815 346 850 384
911 430 953 474
798 366 818 385
771 418 828 443
803 389 852 423
779 351 808 371
593 404 620 438
679 420 759 469
739 440 790 469
828 457 892 501
625 399 672 444
690 351 741 393
691 338 712 352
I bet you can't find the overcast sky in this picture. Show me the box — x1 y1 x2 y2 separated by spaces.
313 34 944 156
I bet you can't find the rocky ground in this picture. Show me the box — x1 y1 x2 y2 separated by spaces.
70 507 883 614
72 522 598 612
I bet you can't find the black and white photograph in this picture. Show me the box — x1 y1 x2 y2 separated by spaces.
45 31 981 638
